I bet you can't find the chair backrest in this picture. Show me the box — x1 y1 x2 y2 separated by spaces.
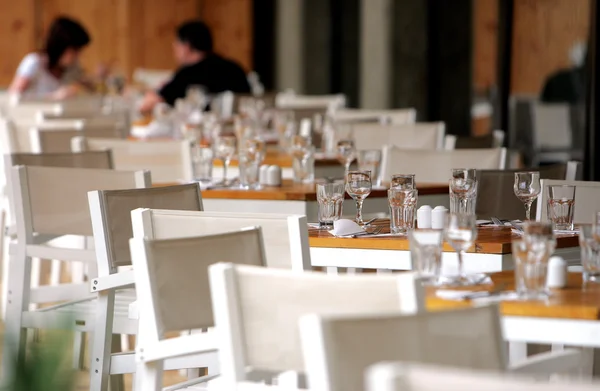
334 109 417 125
446 133 499 150
531 103 572 150
380 147 507 184
11 166 150 237
366 362 600 391
536 179 600 224
130 228 266 335
73 137 193 183
208 263 424 382
351 123 444 151
275 93 346 110
88 184 203 272
300 306 505 391
30 124 123 153
130 208 311 271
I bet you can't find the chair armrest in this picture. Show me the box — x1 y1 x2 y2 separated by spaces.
163 374 220 391
90 270 135 293
508 348 585 376
139 332 217 363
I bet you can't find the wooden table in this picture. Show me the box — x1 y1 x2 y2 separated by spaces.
201 181 449 221
428 271 600 360
308 223 580 275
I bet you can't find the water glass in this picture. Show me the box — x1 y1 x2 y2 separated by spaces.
346 170 372 225
580 224 600 283
388 188 418 234
191 145 213 183
547 185 576 230
214 136 237 186
444 213 478 286
316 183 344 229
239 155 261 189
337 139 357 174
513 238 554 300
357 150 382 186
390 174 415 190
514 171 541 220
449 169 478 215
408 229 443 281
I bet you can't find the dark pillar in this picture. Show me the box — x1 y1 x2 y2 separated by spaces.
331 0 360 107
585 0 600 180
252 0 276 90
303 0 331 94
497 0 514 141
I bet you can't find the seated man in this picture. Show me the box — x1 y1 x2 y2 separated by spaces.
139 20 250 113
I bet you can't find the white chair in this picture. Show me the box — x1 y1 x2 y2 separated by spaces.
132 68 173 89
351 122 445 151
30 123 124 153
536 179 600 225
1 165 150 379
380 147 507 184
367 361 598 391
209 263 424 387
275 92 346 110
130 209 311 271
531 103 573 164
444 130 505 150
300 307 586 391
334 109 417 125
130 228 267 391
72 137 194 184
87 184 203 391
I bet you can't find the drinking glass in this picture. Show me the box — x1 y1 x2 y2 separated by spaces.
449 169 478 215
357 150 382 186
512 238 555 300
409 229 444 282
290 135 314 183
444 213 478 286
547 185 576 230
316 183 345 229
191 145 213 183
390 174 415 190
514 172 541 220
580 223 600 283
214 136 237 186
345 170 372 225
388 188 418 234
337 139 357 174
522 221 556 245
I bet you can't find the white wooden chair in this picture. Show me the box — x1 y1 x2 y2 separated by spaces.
132 68 173 89
72 137 194 184
130 209 311 271
367 362 598 391
300 306 586 391
275 92 346 110
380 147 507 184
130 228 267 391
531 103 573 165
87 184 203 391
333 109 417 125
444 130 506 150
208 262 424 387
536 179 600 225
1 165 150 379
351 122 445 151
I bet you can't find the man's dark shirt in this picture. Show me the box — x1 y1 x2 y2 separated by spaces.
540 68 585 104
159 53 251 106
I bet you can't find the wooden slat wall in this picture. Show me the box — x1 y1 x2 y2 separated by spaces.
0 0 38 87
473 0 498 92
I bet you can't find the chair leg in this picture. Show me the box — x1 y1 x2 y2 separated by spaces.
89 292 116 391
72 331 87 370
109 335 125 391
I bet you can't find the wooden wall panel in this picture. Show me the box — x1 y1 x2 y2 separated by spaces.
473 0 498 92
200 0 253 71
0 0 37 86
511 0 590 94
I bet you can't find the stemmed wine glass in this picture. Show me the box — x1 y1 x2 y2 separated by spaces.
214 135 237 186
450 169 477 214
337 139 357 174
444 213 478 286
513 171 541 220
345 170 372 225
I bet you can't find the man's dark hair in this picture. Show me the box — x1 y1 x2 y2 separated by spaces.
177 20 213 53
43 16 91 70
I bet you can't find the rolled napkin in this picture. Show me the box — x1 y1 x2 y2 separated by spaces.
436 289 517 303
330 219 365 237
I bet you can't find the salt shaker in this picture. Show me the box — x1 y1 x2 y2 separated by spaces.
267 165 282 186
431 206 448 229
416 205 432 228
546 256 567 289
259 165 270 185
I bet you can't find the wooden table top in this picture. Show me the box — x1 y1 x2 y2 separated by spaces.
212 149 341 168
200 181 449 201
309 221 579 254
427 271 600 320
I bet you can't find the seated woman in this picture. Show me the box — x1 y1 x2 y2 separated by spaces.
9 16 92 100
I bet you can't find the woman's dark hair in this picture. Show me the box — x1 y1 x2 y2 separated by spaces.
44 16 91 70
177 20 213 52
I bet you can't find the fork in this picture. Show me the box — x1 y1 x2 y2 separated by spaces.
350 226 383 238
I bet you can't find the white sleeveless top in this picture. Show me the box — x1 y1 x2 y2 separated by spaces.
15 53 82 98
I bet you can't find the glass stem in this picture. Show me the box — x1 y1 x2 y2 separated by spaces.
345 162 351 175
457 250 465 279
524 201 532 220
355 199 364 225
223 158 229 184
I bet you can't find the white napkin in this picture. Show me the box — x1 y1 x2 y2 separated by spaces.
436 290 518 303
329 219 365 237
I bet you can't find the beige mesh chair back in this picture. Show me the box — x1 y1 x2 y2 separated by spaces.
366 362 599 391
30 123 124 153
131 208 311 271
208 263 424 385
73 137 194 184
380 147 507 184
531 103 572 164
275 92 346 110
334 108 417 125
351 122 444 151
130 228 267 391
536 179 600 225
300 306 506 391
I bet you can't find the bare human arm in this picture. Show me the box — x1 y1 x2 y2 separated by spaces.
138 90 164 115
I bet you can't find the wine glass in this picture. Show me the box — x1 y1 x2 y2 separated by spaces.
214 136 237 186
444 213 478 286
514 171 541 220
449 168 477 214
337 139 357 174
345 170 372 225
